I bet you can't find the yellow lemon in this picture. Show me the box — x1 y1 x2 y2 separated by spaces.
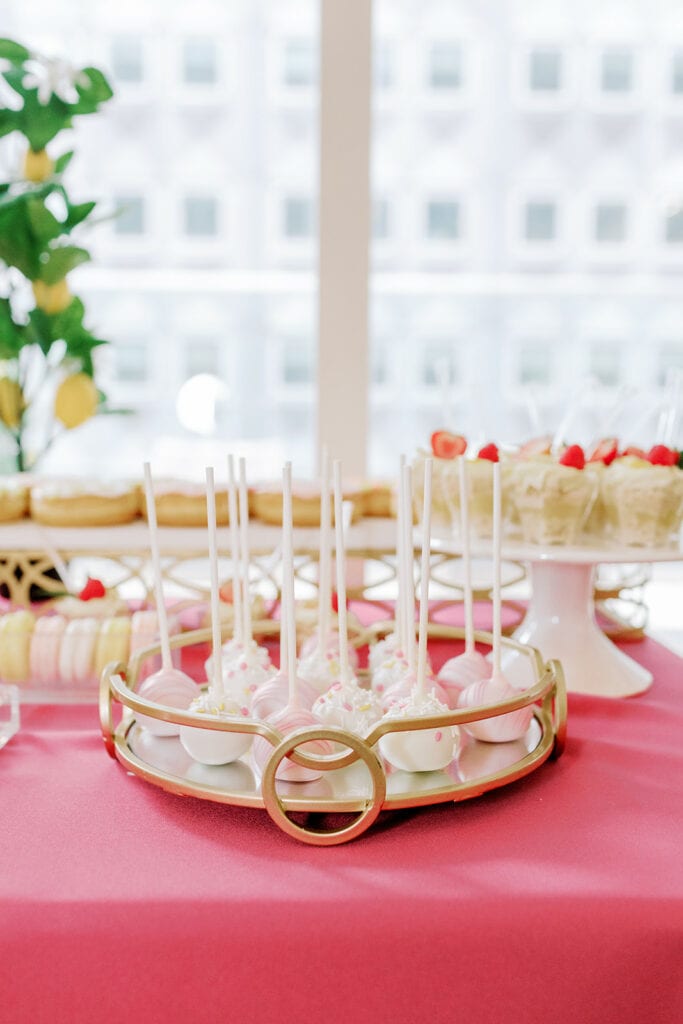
23 148 54 183
0 377 24 429
32 279 72 315
54 373 98 429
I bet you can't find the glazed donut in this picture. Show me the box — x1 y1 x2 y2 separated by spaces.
0 475 29 522
140 479 229 528
249 480 365 527
359 481 394 518
30 479 141 527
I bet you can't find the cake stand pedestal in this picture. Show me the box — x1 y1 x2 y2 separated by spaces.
498 541 682 698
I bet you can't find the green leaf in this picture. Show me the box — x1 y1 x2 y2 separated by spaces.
53 150 74 174
0 297 25 358
38 244 90 284
64 199 96 230
0 111 21 140
17 88 73 150
26 196 62 242
0 39 30 62
25 308 54 355
70 67 114 113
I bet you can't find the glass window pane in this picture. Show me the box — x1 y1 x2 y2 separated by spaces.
529 49 562 91
589 344 621 386
284 197 314 238
283 340 312 383
657 344 683 386
284 38 317 87
672 51 683 94
428 42 462 89
185 341 219 378
115 342 148 382
183 38 217 84
423 346 458 386
373 199 390 239
601 49 633 92
595 203 627 243
665 208 683 243
184 197 218 237
115 196 145 235
426 201 459 240
519 344 551 385
374 41 394 90
111 36 143 83
524 202 556 241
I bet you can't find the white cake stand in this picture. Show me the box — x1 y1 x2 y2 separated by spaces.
431 534 682 699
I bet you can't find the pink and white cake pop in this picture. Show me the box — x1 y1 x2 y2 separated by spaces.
378 687 457 772
368 632 401 674
457 673 532 743
252 704 333 782
214 640 272 707
312 677 381 736
251 668 319 719
299 629 360 671
437 649 490 709
297 646 344 695
380 665 449 713
30 615 66 685
137 669 199 737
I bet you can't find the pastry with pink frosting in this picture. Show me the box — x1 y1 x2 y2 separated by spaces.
29 615 67 686
58 617 99 686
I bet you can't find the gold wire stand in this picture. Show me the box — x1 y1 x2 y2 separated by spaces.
100 623 566 846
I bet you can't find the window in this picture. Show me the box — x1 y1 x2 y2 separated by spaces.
529 48 562 92
422 345 458 387
110 36 143 84
374 40 394 90
185 341 219 379
600 49 633 93
657 344 683 386
672 51 683 94
114 197 145 235
524 202 556 242
589 344 621 386
518 344 552 385
183 39 217 85
373 199 390 240
184 197 218 237
283 39 317 87
371 347 388 386
428 42 463 90
665 207 683 243
283 197 314 239
115 342 148 383
426 200 459 240
282 340 312 384
594 203 627 243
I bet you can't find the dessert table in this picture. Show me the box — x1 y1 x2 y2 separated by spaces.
1 617 681 1024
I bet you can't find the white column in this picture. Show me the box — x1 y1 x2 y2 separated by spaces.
317 0 372 475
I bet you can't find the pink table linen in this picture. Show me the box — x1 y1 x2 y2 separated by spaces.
1 609 682 1024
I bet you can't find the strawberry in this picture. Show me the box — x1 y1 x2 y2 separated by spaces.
621 445 648 459
219 582 233 603
517 435 552 459
79 577 106 601
430 430 467 460
647 444 678 467
477 442 499 462
587 437 618 465
558 444 585 470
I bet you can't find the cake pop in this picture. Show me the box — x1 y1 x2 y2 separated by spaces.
457 463 533 743
379 458 457 772
252 462 333 782
179 466 253 764
437 454 489 708
311 459 382 736
137 462 198 736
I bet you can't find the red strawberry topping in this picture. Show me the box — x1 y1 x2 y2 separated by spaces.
587 437 618 465
477 443 499 462
647 444 679 467
78 577 106 601
558 444 585 470
430 430 467 460
620 445 648 459
518 435 552 459
219 582 233 603
331 590 339 614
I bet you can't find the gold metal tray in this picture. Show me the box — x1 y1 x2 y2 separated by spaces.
100 625 566 846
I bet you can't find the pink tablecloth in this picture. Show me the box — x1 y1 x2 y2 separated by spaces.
1 615 682 1024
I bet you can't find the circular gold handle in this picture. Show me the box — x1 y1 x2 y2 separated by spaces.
261 727 387 846
99 661 126 759
548 658 567 757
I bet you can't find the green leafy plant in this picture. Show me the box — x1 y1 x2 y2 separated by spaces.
0 38 113 471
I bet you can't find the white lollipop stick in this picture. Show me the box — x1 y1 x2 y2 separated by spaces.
396 454 406 653
458 455 475 656
317 447 331 659
333 460 351 684
143 462 173 672
416 458 433 699
227 455 243 645
282 462 298 705
238 458 252 645
402 462 416 671
35 527 75 594
205 467 224 699
492 461 502 679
